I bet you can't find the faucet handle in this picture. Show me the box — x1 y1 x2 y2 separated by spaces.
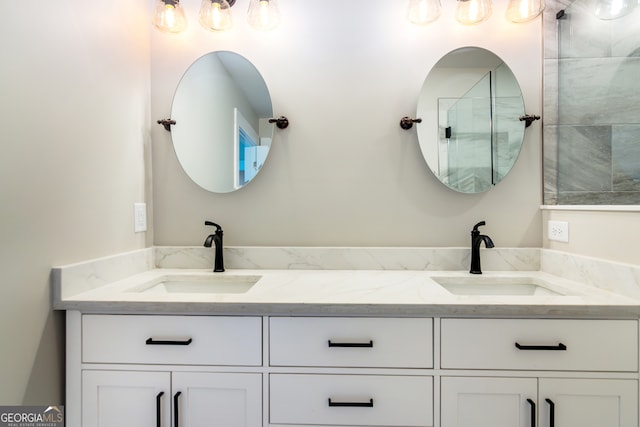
205 221 223 232
472 221 486 232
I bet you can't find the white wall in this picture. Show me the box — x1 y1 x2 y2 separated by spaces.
542 209 640 265
0 0 150 403
151 0 544 248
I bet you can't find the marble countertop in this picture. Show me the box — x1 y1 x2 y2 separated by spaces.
53 266 640 318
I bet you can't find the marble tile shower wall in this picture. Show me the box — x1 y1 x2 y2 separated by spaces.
543 0 640 204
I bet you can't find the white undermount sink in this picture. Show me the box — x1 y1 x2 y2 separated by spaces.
129 274 261 294
433 276 567 296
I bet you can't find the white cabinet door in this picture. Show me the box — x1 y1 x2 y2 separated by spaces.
83 371 262 427
172 372 262 427
539 378 638 427
82 370 170 427
441 377 537 427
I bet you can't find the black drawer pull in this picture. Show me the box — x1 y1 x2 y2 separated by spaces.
174 391 182 427
515 342 566 351
328 340 373 348
546 398 555 427
526 399 536 427
146 338 193 346
328 398 374 407
156 392 164 427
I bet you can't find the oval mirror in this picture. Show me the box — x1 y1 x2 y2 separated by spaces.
171 51 274 193
416 47 526 193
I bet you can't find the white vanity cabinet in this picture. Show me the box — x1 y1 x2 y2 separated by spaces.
69 313 263 427
69 312 640 427
441 376 537 427
268 317 434 427
539 378 638 427
440 318 639 427
82 370 170 427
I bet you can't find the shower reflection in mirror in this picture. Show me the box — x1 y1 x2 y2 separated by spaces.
412 47 534 194
435 62 524 192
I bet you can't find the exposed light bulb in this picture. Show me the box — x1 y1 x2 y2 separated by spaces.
199 0 233 31
506 0 545 22
153 0 188 33
247 0 281 31
408 0 442 25
594 0 636 19
456 0 492 24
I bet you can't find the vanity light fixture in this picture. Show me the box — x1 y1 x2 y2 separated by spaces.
199 0 235 31
506 0 545 22
152 0 188 33
407 0 442 25
456 0 492 24
153 0 284 33
247 0 281 30
594 0 636 19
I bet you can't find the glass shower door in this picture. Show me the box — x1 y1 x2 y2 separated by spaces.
437 63 525 193
438 72 493 193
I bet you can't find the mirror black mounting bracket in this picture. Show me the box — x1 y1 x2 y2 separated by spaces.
269 116 290 129
400 117 422 130
157 118 176 132
519 114 541 128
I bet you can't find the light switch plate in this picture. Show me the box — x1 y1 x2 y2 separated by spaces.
548 220 569 242
134 203 147 233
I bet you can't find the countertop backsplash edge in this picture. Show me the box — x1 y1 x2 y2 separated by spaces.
52 246 640 304
541 249 640 299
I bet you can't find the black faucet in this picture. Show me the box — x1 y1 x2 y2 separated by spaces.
470 221 494 274
204 221 225 272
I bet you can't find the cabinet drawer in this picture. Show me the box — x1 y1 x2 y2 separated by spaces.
270 317 433 368
441 318 638 371
82 315 262 365
270 374 433 427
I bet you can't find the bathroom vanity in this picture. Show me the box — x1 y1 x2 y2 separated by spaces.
53 247 640 427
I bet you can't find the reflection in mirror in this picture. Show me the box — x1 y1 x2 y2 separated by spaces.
170 51 274 193
417 47 526 193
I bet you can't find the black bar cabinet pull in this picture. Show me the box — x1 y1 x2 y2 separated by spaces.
327 340 374 348
526 399 536 427
328 398 374 407
156 391 164 427
173 391 182 427
146 338 193 346
546 398 555 427
515 342 567 351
